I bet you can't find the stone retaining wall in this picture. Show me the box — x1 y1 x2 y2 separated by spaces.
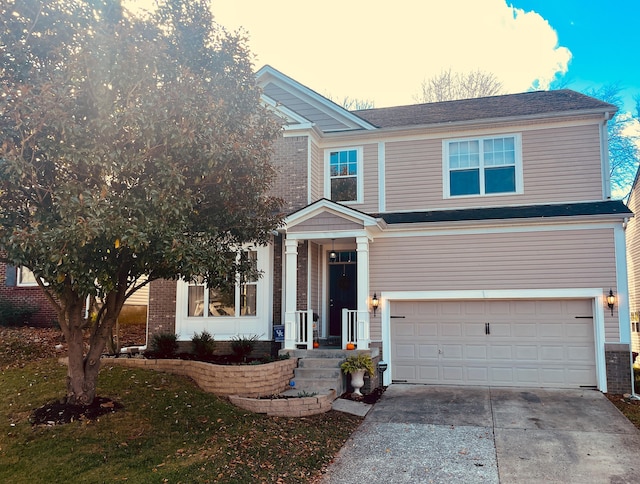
104 357 297 398
229 390 336 417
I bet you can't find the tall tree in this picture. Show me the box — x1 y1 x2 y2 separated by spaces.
414 68 503 103
0 0 282 405
585 85 640 199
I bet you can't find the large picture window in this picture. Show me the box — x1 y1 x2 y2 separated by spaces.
186 250 258 318
444 135 522 197
327 148 362 203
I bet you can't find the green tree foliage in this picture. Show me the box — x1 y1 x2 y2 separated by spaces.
0 0 282 404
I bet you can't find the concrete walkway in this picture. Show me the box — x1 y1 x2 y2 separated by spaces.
320 385 640 483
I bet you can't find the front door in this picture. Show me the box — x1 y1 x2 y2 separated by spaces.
329 258 357 336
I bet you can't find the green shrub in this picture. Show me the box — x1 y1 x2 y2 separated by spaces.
0 296 39 327
191 330 215 360
231 334 260 362
149 332 179 358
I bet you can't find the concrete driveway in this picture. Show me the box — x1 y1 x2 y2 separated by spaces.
320 385 640 483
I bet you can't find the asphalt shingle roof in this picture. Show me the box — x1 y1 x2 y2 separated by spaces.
376 200 631 225
352 90 617 128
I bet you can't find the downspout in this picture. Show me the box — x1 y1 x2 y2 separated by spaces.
601 112 612 200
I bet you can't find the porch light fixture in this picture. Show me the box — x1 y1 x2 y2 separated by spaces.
607 289 616 316
329 239 337 262
371 293 379 316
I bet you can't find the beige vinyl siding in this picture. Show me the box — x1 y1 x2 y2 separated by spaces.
288 213 363 233
626 181 640 356
348 143 379 213
125 277 149 306
264 83 350 131
369 228 619 341
310 141 322 202
384 124 604 212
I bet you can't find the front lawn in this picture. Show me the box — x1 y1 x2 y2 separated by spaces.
0 329 361 483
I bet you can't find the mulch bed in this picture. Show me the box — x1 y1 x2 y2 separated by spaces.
31 397 124 426
341 385 386 405
606 393 640 430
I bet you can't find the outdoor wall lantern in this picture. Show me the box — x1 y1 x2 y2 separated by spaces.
329 239 337 263
371 293 379 316
607 289 616 316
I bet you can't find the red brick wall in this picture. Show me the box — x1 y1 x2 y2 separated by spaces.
0 263 58 327
270 136 309 213
147 278 177 341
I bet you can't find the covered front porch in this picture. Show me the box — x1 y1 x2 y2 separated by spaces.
280 199 384 350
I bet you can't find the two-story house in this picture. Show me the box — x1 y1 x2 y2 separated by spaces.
95 66 638 394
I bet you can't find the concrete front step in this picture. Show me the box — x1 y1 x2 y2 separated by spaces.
295 367 341 379
297 358 344 368
289 377 344 395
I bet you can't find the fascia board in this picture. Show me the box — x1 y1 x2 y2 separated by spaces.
256 65 376 131
284 199 380 228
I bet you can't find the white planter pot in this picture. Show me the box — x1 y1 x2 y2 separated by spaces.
350 369 366 396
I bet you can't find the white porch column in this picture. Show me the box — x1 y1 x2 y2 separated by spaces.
284 238 299 349
356 236 371 349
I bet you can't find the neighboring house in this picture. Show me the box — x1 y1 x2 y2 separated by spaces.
0 261 149 329
1 263 58 326
625 171 640 364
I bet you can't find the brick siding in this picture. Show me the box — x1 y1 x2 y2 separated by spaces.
605 344 633 394
0 262 58 327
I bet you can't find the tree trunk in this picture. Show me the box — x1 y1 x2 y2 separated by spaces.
63 298 117 405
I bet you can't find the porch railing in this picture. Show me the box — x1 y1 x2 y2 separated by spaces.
295 310 314 349
342 309 370 350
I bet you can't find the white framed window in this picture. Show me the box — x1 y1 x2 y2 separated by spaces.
325 147 363 203
17 267 38 286
443 134 523 198
632 311 640 333
186 250 258 318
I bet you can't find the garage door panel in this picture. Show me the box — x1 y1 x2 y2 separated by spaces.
417 323 438 336
491 345 514 359
441 344 463 359
513 345 537 360
390 299 596 388
441 324 463 337
466 345 487 359
512 323 537 338
394 323 415 337
394 343 415 358
418 344 438 358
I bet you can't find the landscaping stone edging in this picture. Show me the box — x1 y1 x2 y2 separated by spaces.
229 390 337 417
99 357 298 398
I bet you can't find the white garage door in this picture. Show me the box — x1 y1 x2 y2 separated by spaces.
390 299 596 388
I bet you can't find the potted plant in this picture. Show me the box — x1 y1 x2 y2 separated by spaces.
340 353 375 396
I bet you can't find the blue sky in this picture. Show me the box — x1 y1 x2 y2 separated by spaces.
513 0 639 112
127 1 639 114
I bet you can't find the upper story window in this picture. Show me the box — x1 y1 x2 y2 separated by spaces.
443 134 522 198
186 250 259 318
326 147 363 203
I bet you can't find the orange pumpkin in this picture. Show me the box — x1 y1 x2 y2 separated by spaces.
313 341 320 348
346 342 356 350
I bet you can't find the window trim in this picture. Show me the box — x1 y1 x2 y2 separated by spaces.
17 267 39 287
324 146 364 204
175 244 272 341
442 134 523 199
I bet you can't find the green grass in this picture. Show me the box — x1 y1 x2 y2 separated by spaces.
0 358 362 483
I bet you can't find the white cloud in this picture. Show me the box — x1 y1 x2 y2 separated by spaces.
125 0 572 107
